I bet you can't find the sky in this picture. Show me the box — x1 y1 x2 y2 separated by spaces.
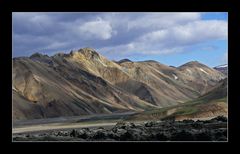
12 12 228 67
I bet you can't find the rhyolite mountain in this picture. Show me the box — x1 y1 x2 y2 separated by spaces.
126 78 227 121
12 48 226 121
214 64 228 75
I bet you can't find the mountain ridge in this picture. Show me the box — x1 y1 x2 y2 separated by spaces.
214 64 228 75
12 48 227 121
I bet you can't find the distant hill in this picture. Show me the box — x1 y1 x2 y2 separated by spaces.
126 78 227 121
214 64 227 75
12 48 226 121
117 59 132 63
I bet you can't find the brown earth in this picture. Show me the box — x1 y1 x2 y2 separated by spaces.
12 48 226 121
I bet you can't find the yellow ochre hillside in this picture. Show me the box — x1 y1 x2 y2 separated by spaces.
12 48 227 121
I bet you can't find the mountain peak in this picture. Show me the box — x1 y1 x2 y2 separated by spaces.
179 61 205 68
187 61 201 65
214 64 227 69
79 47 99 55
70 47 100 60
53 52 67 57
29 52 52 64
30 52 50 60
30 52 45 58
118 59 132 63
214 64 228 75
142 60 159 63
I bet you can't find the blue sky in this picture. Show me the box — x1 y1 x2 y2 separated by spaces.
12 12 227 67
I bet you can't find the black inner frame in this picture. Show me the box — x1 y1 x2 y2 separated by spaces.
0 0 239 148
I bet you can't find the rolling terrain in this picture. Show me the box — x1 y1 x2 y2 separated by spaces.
12 48 227 122
214 64 228 75
125 78 227 121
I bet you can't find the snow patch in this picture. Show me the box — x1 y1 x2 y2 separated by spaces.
33 74 41 82
12 86 17 91
122 67 129 73
96 58 107 67
186 69 192 74
199 68 208 74
215 64 227 68
172 74 178 80
33 74 47 83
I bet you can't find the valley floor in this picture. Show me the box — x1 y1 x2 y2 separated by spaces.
13 116 227 141
13 112 136 134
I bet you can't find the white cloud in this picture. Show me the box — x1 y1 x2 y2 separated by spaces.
98 19 227 58
13 12 228 59
77 17 114 40
46 41 70 49
127 13 201 30
98 42 184 60
139 20 227 47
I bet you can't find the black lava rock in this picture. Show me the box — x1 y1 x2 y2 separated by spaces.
13 116 227 141
171 130 195 141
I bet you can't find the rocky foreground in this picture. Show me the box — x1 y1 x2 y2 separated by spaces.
13 116 227 141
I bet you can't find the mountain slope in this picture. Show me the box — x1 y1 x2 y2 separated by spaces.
177 61 226 94
126 79 227 121
12 48 226 121
214 64 228 75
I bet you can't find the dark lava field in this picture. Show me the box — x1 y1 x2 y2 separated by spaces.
13 116 227 141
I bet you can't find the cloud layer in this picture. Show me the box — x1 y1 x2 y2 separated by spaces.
13 12 227 60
